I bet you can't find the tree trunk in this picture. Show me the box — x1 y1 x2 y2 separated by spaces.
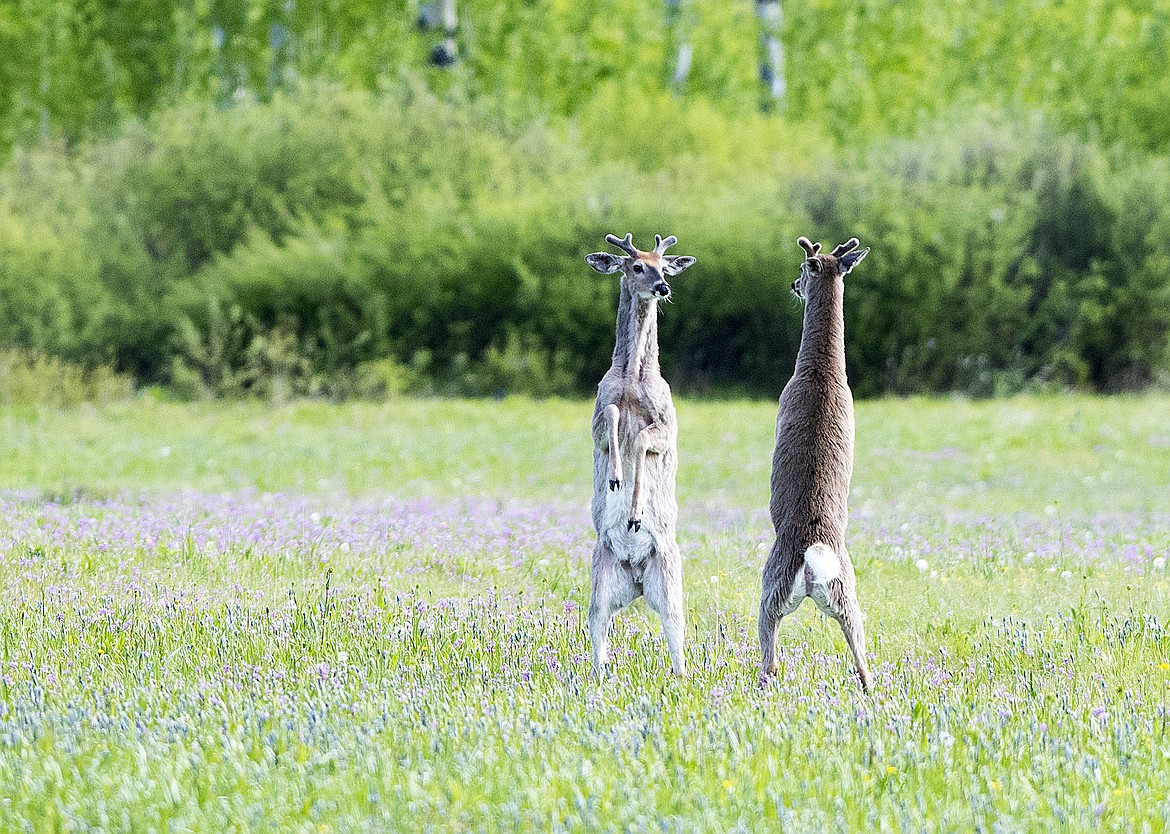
755 0 785 103
665 0 692 88
420 0 458 67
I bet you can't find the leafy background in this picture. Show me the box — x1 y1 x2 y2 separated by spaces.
2 0 1169 398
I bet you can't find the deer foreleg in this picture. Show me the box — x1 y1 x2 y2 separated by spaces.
628 422 671 531
603 404 622 491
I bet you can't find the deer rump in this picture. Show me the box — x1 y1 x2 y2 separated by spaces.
590 397 679 572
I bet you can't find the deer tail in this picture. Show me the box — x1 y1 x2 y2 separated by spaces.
803 543 841 585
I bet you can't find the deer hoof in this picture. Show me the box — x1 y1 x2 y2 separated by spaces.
609 479 621 492
627 518 641 532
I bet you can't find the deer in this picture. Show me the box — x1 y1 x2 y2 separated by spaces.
759 235 873 693
584 232 695 678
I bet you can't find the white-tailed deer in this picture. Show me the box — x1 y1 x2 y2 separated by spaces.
584 232 695 678
759 235 872 692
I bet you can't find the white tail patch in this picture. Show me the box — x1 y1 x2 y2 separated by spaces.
803 544 840 584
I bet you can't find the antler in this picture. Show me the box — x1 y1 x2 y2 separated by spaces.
653 234 678 255
797 237 821 257
605 233 639 257
830 237 860 258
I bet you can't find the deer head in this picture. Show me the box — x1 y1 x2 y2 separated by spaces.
586 233 696 300
791 236 868 300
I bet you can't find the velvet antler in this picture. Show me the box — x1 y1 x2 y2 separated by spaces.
830 238 860 258
797 237 822 257
653 234 678 255
605 233 639 257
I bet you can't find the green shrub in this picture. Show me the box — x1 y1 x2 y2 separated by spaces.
127 101 1170 397
0 150 110 360
785 114 1170 396
0 349 133 405
350 357 417 400
3 79 1170 399
460 330 578 398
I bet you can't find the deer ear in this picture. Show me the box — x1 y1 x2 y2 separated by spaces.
662 255 695 276
585 252 624 274
838 247 869 276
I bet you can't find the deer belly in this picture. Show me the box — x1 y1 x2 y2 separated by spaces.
601 489 657 561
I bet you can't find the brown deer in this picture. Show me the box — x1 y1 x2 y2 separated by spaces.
759 235 872 692
584 232 695 678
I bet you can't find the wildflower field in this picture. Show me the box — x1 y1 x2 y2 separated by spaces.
0 395 1168 832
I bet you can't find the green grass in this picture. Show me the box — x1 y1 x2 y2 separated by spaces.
2 394 1169 510
0 395 1167 831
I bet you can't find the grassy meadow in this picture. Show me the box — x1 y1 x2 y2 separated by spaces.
0 395 1168 831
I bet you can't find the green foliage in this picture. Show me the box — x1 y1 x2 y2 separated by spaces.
0 149 107 359
780 0 1170 152
0 204 94 354
2 1 1170 399
2 83 1169 398
7 1 1170 153
0 348 132 405
696 112 1170 397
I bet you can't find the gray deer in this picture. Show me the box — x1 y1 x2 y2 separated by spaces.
584 232 695 678
759 235 873 692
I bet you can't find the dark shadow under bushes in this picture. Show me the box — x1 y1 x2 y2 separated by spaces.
2 83 1169 399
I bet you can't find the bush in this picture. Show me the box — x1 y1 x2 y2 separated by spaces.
109 100 1170 397
2 80 1169 400
0 150 111 360
0 349 133 405
785 114 1170 396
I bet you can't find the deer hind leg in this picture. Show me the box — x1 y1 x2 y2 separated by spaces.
603 404 622 491
628 422 670 531
814 558 873 694
642 547 686 676
587 538 638 679
759 551 804 683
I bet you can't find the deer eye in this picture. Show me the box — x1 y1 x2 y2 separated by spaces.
632 262 644 273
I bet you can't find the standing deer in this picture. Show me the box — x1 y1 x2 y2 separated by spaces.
759 235 872 692
584 232 695 678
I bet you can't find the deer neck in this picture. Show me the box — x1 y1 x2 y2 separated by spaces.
795 281 846 378
613 286 660 380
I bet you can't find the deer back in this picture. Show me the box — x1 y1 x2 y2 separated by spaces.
769 237 868 557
